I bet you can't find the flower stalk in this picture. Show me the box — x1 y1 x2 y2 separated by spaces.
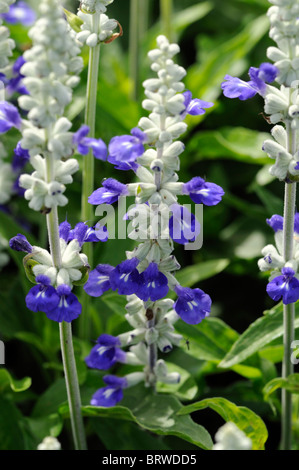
80 40 101 340
160 0 173 42
59 321 87 450
221 0 299 451
281 125 297 450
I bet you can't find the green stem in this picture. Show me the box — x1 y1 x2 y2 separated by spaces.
160 0 173 41
129 0 139 101
281 123 296 450
45 204 87 450
139 0 149 38
59 321 87 450
45 146 86 449
80 19 101 339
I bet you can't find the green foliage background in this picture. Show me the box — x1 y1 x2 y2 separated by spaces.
1 0 299 450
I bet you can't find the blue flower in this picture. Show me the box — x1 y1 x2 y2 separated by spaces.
266 267 299 305
1 1 36 26
45 285 82 323
12 141 30 171
107 156 139 172
59 219 72 242
109 258 141 296
266 214 284 233
174 285 211 324
108 127 146 168
73 125 108 161
69 222 108 245
0 101 21 133
88 178 128 205
169 204 200 245
266 213 299 234
26 275 59 314
9 233 33 252
182 91 213 117
137 263 169 301
90 375 128 407
59 220 108 246
83 264 114 297
183 176 224 206
85 334 126 370
221 63 278 101
6 56 28 96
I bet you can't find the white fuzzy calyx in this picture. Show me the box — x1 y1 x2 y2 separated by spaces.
0 0 15 70
267 0 299 87
31 238 88 288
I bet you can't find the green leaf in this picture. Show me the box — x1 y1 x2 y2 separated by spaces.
219 303 299 369
101 292 127 315
92 419 170 450
176 259 229 287
61 384 213 449
186 15 269 102
177 397 268 450
167 259 229 300
0 396 26 450
263 374 299 402
172 2 213 35
0 368 31 393
175 317 261 379
185 127 269 165
24 414 63 449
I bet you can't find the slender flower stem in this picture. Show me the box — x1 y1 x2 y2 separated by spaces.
281 122 297 450
45 148 87 450
80 17 101 339
129 0 139 101
146 309 157 389
160 0 173 41
139 0 149 39
59 321 87 450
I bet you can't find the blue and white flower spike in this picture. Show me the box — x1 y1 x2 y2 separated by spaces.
86 35 224 406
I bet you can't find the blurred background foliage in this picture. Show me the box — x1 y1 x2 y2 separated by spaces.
1 0 299 450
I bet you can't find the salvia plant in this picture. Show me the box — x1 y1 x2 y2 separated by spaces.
2 0 299 453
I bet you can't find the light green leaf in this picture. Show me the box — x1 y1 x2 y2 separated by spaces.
219 303 299 369
0 369 31 393
177 397 268 450
168 259 229 300
185 127 269 165
175 259 229 287
61 384 213 449
175 317 262 379
263 374 299 402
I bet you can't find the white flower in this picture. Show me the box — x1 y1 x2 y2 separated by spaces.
213 422 252 450
37 436 61 450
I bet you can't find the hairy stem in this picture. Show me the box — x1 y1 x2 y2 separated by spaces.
160 0 173 41
146 309 157 388
46 151 86 450
80 17 101 339
281 122 296 450
59 321 87 450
